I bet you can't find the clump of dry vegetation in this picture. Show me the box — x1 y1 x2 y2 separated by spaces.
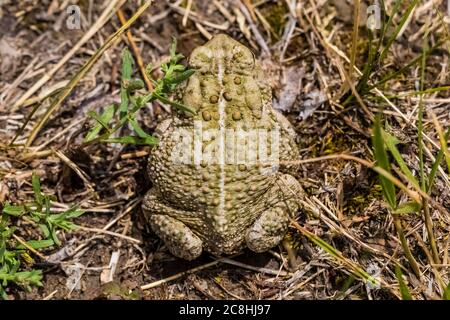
0 0 449 300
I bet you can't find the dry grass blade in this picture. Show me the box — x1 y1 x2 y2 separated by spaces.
24 0 154 148
219 257 291 276
140 254 239 290
11 0 126 111
54 150 94 192
75 225 141 244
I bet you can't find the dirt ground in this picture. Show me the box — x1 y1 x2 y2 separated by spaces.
0 0 449 300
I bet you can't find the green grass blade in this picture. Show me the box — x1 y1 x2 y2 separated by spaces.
84 104 116 142
2 203 26 217
378 0 420 63
104 135 158 145
395 265 413 300
428 128 450 192
128 117 154 141
443 283 450 300
435 122 450 177
154 92 196 115
295 223 380 288
16 239 54 250
120 48 134 117
417 38 427 191
373 115 397 209
382 129 420 189
31 172 44 207
372 38 447 89
393 201 421 214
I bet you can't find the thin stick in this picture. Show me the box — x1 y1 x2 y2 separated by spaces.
182 0 193 27
283 154 421 203
12 234 47 260
219 257 291 276
141 259 224 290
54 149 95 192
43 290 58 300
76 225 141 244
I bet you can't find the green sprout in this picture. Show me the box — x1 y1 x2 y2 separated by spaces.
84 37 195 146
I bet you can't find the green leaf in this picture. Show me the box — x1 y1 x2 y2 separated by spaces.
84 104 116 142
32 172 43 207
393 202 421 215
39 224 50 238
128 117 151 139
119 48 134 117
154 92 196 115
166 69 195 85
47 207 85 232
372 115 397 209
145 63 153 79
2 203 26 217
169 37 184 64
16 239 54 250
395 265 413 300
12 270 43 287
382 129 420 189
104 135 158 145
50 228 60 246
124 79 145 92
121 48 133 81
62 207 85 220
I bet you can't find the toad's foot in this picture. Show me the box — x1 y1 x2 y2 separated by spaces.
149 214 203 260
245 174 302 253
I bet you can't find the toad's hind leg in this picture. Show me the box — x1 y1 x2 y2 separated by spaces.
143 189 203 260
245 174 302 253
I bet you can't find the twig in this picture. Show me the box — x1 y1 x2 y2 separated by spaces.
182 0 193 27
76 225 141 244
12 234 47 261
43 290 58 300
219 257 291 276
54 149 95 192
141 258 224 290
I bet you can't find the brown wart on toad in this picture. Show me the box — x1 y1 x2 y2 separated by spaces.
142 34 303 260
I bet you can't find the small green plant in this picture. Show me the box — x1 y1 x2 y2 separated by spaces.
0 173 85 299
84 38 195 145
